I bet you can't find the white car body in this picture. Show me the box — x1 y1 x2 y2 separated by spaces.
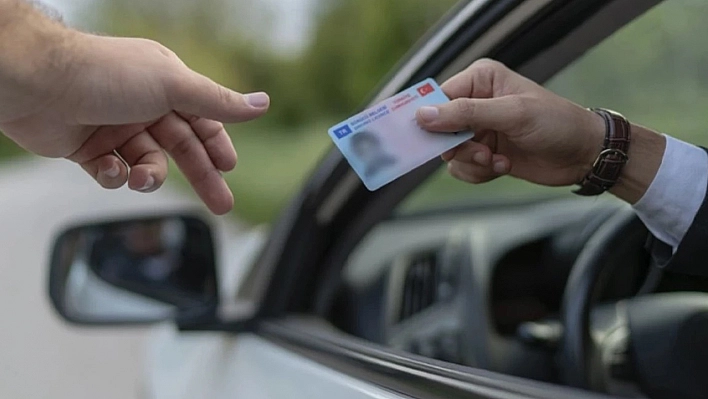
141 224 405 399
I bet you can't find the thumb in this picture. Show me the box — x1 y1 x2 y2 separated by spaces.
416 96 528 134
167 68 270 123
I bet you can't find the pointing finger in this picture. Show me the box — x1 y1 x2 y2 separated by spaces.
177 112 237 172
166 67 269 123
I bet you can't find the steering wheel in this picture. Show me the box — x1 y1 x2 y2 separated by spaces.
560 206 708 399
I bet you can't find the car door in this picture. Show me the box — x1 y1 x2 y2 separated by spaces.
140 0 667 398
47 0 686 398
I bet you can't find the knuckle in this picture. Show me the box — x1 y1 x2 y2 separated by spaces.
167 136 220 183
448 161 490 185
453 99 476 120
184 114 201 124
135 149 167 171
217 85 231 105
469 59 510 92
215 84 237 107
472 58 496 69
507 95 531 122
466 173 486 184
143 39 178 59
447 163 462 179
170 135 199 159
195 167 222 187
471 58 505 74
447 163 468 181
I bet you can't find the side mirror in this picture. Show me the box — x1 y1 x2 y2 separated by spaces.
48 214 218 325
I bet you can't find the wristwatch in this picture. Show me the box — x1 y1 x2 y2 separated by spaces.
573 108 631 196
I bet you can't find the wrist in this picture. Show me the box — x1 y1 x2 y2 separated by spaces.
0 1 79 121
577 108 607 181
609 124 665 204
0 2 77 91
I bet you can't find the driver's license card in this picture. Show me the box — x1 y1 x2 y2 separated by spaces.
328 78 474 191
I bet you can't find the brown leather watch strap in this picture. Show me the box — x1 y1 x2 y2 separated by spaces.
573 109 631 196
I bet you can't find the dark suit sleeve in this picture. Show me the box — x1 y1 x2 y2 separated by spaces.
649 147 708 277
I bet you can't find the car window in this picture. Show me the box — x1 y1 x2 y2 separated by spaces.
398 0 708 214
334 0 706 368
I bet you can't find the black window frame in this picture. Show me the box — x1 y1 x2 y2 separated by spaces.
308 0 663 317
244 0 666 398
238 0 663 325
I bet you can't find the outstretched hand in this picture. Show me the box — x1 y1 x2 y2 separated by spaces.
416 59 666 204
416 59 606 188
0 31 269 215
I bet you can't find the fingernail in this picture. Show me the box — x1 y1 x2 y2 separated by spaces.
473 152 486 164
493 161 506 174
245 92 270 108
104 163 120 178
138 175 155 192
418 106 439 123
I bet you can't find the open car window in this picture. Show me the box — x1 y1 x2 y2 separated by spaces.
329 0 705 389
398 0 708 214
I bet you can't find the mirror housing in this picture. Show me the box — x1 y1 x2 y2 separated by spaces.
48 214 219 326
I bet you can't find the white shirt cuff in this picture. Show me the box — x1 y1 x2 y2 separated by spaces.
633 135 708 250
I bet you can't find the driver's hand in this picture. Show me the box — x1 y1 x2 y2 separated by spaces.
0 31 269 215
416 59 605 187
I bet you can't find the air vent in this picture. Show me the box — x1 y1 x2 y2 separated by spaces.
399 250 439 322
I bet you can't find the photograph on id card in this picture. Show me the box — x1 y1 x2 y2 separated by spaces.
328 78 474 190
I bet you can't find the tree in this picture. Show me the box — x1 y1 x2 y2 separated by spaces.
301 0 458 117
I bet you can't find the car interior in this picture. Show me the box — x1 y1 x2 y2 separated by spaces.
329 197 708 396
306 1 708 398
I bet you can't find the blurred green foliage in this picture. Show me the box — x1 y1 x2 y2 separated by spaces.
0 135 23 159
299 0 458 119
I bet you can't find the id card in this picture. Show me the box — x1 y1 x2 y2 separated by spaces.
328 78 474 190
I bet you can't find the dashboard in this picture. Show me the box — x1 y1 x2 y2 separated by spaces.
329 197 669 382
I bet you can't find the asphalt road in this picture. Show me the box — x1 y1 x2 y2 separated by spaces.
0 157 241 399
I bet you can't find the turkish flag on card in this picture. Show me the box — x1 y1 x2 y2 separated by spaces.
417 83 434 97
